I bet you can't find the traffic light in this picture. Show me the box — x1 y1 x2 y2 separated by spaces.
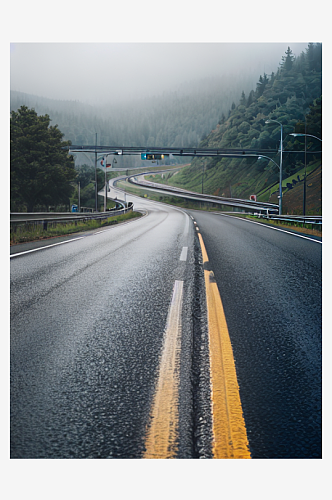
141 153 169 160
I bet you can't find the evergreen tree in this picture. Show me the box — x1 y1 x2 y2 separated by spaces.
11 106 76 211
256 73 269 97
183 43 322 203
246 90 255 107
281 47 295 71
218 112 226 125
294 96 322 141
306 42 322 72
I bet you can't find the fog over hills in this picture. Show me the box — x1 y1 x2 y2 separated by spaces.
11 42 309 104
10 42 313 172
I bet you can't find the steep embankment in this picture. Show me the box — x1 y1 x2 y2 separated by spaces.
155 44 322 214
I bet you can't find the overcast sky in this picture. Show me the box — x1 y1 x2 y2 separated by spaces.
10 42 310 104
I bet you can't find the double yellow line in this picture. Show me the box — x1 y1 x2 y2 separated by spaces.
143 232 251 459
198 232 251 459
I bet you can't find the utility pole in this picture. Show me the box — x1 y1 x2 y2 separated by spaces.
303 117 307 216
202 160 205 194
95 133 98 212
265 119 283 215
290 129 322 216
104 156 107 212
279 124 283 215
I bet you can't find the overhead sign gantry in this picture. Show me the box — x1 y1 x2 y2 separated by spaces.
65 145 279 158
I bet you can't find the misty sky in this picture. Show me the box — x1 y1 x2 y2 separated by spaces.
10 42 310 104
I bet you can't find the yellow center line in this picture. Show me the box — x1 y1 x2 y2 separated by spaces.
198 232 251 459
143 280 183 459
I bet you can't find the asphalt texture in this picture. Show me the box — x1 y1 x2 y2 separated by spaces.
189 211 322 459
10 196 213 459
10 183 322 459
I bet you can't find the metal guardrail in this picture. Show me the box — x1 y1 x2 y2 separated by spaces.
127 174 279 214
10 203 133 232
255 213 322 227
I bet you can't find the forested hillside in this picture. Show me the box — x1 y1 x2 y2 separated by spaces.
10 73 257 168
159 43 322 213
10 43 322 213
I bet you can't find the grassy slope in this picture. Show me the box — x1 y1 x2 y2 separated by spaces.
147 158 322 215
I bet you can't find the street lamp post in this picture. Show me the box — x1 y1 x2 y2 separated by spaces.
202 160 205 194
258 155 280 170
95 133 98 212
289 132 322 215
290 133 322 142
104 156 107 212
103 156 119 212
265 119 283 215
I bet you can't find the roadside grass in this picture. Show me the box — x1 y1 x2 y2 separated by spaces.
119 181 321 238
146 160 322 213
229 213 322 237
10 211 142 245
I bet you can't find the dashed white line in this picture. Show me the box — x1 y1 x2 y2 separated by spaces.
183 214 190 238
179 246 188 261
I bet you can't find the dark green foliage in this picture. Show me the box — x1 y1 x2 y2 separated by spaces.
294 96 322 142
256 73 269 97
10 73 256 167
75 164 95 189
71 165 106 209
281 47 295 71
10 106 76 211
246 90 255 108
169 43 322 203
306 43 322 72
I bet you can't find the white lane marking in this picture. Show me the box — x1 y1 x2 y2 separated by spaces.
179 246 188 261
144 280 183 458
10 237 85 258
10 212 147 258
183 214 190 238
219 214 322 244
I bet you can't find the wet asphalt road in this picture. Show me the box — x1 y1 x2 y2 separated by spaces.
189 211 322 458
11 196 214 458
10 190 322 459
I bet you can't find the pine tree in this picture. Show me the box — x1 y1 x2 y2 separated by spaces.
246 90 255 107
281 47 295 71
306 43 322 72
256 73 269 97
218 112 226 125
10 106 76 211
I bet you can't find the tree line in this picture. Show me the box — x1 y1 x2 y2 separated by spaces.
10 72 257 167
175 43 322 201
10 43 321 211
